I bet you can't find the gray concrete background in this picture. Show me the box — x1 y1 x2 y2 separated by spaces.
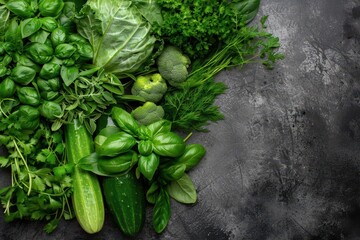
1 0 360 239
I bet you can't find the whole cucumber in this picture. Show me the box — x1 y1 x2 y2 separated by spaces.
65 119 105 234
102 171 146 237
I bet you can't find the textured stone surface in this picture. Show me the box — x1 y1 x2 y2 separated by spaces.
1 0 360 239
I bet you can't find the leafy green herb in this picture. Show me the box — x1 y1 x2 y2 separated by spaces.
0 123 73 233
162 77 227 132
153 0 256 59
78 108 207 233
138 153 159 181
56 69 125 134
152 187 171 233
0 5 10 36
231 0 261 24
161 18 283 132
166 173 197 204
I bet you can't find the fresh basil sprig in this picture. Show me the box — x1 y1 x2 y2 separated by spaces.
78 107 186 180
77 106 207 233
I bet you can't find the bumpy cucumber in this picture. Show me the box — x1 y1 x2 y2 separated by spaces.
102 171 146 236
65 119 105 234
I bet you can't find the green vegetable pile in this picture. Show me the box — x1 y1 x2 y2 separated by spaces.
0 0 283 236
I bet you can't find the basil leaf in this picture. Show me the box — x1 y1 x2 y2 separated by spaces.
39 63 61 79
96 131 137 157
0 78 16 98
66 0 86 11
77 153 102 174
0 5 10 36
152 132 185 157
11 65 36 85
5 18 23 52
138 140 153 156
175 144 206 171
58 2 76 31
230 0 260 24
60 65 78 86
25 42 53 64
159 163 186 182
51 27 67 46
39 0 64 17
94 126 121 149
20 18 42 39
146 181 159 204
77 42 93 60
97 126 121 138
147 119 172 137
137 125 152 140
39 101 63 120
77 151 136 176
167 174 197 204
98 151 136 174
17 105 40 130
15 54 40 72
41 17 58 32
17 87 40 106
138 153 159 181
6 0 36 18
111 106 139 136
55 43 76 59
28 29 50 43
152 188 171 234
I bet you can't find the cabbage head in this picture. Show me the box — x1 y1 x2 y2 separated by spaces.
76 0 156 77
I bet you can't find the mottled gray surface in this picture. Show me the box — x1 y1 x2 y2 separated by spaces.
1 0 360 239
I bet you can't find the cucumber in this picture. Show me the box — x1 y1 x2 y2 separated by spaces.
102 171 146 237
65 119 105 234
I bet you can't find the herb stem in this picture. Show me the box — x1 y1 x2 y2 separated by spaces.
13 140 32 195
183 132 193 142
64 194 73 219
0 98 16 118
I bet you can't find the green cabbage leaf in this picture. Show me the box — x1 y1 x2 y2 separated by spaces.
76 0 156 77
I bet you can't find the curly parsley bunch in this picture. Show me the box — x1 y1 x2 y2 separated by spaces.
153 0 244 59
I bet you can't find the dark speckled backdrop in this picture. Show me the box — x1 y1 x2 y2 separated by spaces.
1 0 360 239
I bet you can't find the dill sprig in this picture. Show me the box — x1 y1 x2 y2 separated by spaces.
162 17 284 132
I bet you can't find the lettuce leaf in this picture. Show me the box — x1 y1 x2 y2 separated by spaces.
76 0 156 77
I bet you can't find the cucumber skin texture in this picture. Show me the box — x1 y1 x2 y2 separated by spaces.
65 120 105 234
102 172 146 237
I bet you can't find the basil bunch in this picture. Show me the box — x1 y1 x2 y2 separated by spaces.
78 107 188 179
0 0 126 232
78 106 206 233
0 1 128 134
0 0 85 133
